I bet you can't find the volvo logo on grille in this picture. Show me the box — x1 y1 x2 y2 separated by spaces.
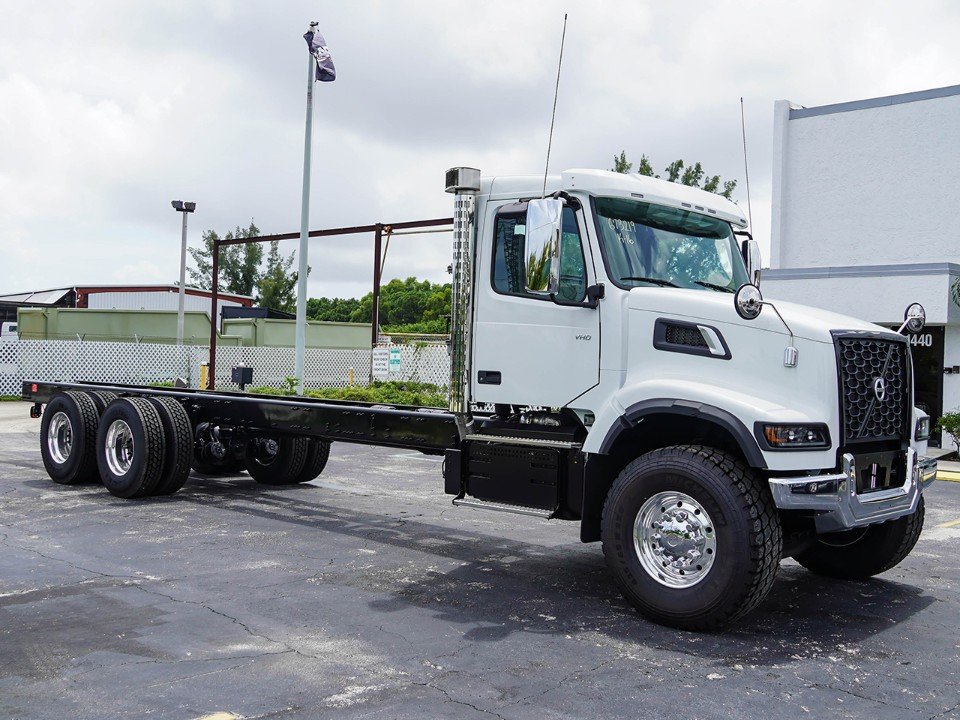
872 377 887 402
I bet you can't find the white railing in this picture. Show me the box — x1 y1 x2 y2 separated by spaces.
0 340 450 396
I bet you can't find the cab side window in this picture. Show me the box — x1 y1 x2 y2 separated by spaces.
491 206 586 302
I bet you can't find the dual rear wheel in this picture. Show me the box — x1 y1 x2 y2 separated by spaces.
39 391 329 498
245 435 330 485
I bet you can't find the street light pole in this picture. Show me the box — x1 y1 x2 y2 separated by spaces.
171 200 197 345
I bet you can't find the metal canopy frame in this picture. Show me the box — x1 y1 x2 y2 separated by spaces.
207 216 452 389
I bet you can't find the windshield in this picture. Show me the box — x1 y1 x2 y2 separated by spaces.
594 197 748 293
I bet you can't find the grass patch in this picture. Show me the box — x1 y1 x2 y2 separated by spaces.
0 395 22 401
249 380 447 408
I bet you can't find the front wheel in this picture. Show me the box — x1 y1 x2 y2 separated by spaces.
601 445 782 631
793 497 924 580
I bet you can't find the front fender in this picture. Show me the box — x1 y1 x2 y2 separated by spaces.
583 379 840 472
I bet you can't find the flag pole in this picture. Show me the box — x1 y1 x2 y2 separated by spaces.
294 21 318 396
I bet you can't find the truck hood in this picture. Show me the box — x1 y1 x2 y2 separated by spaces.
626 286 889 343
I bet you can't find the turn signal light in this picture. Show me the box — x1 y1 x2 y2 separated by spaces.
762 424 830 449
915 417 931 441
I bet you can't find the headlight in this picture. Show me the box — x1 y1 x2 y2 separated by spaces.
757 423 831 450
915 416 931 441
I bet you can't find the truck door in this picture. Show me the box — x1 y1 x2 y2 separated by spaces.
472 200 600 407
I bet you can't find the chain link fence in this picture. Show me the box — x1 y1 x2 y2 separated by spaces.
0 340 450 396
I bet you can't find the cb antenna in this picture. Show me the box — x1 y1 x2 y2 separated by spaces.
542 13 568 198
740 96 754 230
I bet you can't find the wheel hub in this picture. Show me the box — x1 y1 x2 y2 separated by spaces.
104 419 135 477
634 491 716 588
46 411 73 465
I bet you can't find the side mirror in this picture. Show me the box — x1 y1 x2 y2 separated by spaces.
523 198 562 295
741 238 762 287
898 302 926 334
734 283 763 320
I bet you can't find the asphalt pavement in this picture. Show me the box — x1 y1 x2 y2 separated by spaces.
1 401 958 720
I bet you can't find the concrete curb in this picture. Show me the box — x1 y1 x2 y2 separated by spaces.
937 470 960 483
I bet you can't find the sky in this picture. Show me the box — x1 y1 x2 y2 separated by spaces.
1 1 959 301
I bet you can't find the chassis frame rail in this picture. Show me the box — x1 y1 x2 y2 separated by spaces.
22 381 460 453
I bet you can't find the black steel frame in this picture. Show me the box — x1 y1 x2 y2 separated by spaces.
207 217 452 388
23 381 460 453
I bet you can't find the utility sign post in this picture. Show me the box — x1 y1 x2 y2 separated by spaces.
294 22 336 395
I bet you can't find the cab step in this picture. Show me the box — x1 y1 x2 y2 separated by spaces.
452 497 554 518
463 433 580 449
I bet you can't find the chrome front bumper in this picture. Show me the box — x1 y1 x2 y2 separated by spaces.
768 449 936 533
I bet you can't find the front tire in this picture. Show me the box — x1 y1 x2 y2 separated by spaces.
601 445 782 630
794 497 924 580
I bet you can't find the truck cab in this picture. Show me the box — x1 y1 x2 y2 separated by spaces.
443 166 936 629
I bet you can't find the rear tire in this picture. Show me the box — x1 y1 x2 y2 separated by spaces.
290 438 331 483
39 391 100 485
245 435 309 485
147 396 192 495
601 445 782 630
87 391 119 415
794 497 925 580
96 397 166 499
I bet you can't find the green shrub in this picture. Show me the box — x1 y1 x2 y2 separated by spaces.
938 411 960 454
248 379 447 408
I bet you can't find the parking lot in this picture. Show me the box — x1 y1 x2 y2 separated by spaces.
1 400 958 720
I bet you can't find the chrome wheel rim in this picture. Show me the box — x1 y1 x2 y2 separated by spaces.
47 412 73 465
634 491 717 588
104 419 135 476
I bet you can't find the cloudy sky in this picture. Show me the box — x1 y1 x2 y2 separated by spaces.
2 1 959 301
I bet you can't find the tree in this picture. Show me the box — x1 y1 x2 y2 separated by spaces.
187 222 263 295
612 151 737 199
306 296 362 322
611 151 632 173
307 277 452 333
938 411 960 456
256 241 299 313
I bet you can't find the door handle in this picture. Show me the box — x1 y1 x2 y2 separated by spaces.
478 370 502 385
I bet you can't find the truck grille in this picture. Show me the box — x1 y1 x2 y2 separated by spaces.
835 335 909 444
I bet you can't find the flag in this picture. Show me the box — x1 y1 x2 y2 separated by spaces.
304 27 336 82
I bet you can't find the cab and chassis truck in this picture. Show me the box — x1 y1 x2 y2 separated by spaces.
22 167 938 630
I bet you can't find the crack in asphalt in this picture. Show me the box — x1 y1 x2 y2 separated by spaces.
807 680 919 714
412 678 509 720
928 700 960 720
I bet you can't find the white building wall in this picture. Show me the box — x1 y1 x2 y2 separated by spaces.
764 269 953 325
943 329 960 417
771 88 960 270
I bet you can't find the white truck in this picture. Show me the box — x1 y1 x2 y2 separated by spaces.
0 321 17 341
23 166 937 630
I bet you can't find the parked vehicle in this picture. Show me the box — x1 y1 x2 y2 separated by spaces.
22 167 937 629
1 321 17 341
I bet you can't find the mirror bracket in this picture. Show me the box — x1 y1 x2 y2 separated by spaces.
550 283 604 310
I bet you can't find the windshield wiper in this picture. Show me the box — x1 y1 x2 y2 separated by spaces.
693 280 735 293
620 276 679 288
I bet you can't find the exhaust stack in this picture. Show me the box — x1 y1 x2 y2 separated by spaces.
444 167 481 423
